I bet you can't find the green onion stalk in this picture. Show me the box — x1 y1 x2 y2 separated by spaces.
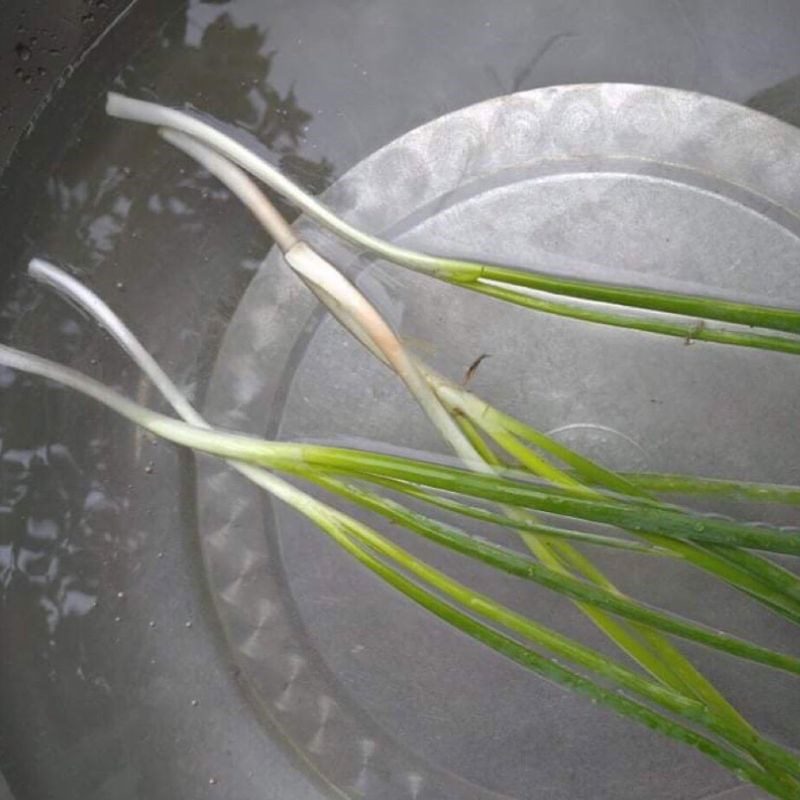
147 125 800 749
2 338 800 796
105 92 800 356
5 335 800 660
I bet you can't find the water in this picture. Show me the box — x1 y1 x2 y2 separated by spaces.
2 2 800 799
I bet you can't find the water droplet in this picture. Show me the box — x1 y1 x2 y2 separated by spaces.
208 777 217 786
185 620 193 628
114 615 121 623
694 522 706 533
191 699 199 707
148 620 156 628
157 551 164 559
144 461 154 474
115 281 125 291
15 43 31 61
116 591 124 599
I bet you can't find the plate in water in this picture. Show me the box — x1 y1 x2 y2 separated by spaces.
197 84 800 800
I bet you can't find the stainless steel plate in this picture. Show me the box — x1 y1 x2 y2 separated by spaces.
198 84 800 800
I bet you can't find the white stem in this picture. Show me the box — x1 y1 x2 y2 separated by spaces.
285 244 483 466
1 312 311 513
106 92 477 278
154 129 483 467
29 258 199 423
1 342 166 429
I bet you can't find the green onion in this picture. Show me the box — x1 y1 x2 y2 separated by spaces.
105 92 800 354
5 339 800 675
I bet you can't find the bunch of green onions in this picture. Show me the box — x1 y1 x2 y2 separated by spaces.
1 92 798 796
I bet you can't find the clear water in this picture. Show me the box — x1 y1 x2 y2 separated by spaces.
2 2 800 799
